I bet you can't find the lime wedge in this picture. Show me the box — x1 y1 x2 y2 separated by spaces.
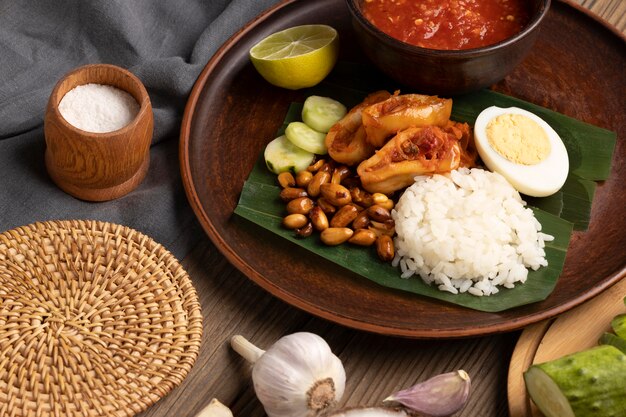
249 25 339 90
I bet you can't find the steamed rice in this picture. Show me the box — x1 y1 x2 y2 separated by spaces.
391 168 553 296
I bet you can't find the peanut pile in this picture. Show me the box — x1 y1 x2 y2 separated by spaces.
277 159 396 262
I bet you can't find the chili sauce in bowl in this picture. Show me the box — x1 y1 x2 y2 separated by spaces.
346 0 550 94
361 0 531 51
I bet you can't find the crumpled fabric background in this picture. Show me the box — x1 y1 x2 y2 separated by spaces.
0 0 280 258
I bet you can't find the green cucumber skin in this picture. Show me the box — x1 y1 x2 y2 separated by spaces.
600 332 626 354
301 96 347 133
526 345 626 417
612 313 626 340
285 122 327 155
264 135 314 174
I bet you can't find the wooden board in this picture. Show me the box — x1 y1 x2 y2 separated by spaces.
508 278 626 417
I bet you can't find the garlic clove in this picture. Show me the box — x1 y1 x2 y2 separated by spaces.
194 398 234 417
383 370 471 417
326 406 419 417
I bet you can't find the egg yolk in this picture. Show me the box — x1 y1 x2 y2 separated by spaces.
486 114 551 165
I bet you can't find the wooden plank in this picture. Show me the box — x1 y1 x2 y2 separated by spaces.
138 239 516 417
507 321 551 417
534 278 626 363
575 0 626 32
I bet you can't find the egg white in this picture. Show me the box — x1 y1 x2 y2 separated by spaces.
474 106 569 197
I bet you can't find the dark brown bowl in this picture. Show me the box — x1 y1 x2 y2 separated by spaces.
346 0 551 96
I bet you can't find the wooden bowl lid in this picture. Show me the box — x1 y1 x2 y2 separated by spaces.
0 220 203 416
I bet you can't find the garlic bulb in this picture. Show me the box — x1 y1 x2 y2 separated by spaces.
231 332 346 417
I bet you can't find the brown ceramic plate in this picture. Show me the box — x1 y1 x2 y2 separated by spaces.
179 0 626 338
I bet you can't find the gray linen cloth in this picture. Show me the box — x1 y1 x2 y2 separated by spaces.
0 0 279 258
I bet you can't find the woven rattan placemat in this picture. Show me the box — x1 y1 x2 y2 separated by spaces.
0 220 203 417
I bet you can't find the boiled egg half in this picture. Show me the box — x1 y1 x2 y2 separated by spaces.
474 106 569 197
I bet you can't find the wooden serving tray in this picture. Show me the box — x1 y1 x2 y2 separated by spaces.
507 278 626 417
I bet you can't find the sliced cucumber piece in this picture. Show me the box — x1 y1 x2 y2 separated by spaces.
264 135 314 174
599 332 626 354
302 95 347 133
524 345 626 417
285 121 328 155
611 313 626 340
524 366 575 417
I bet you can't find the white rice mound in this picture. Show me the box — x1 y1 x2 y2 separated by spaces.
391 168 554 297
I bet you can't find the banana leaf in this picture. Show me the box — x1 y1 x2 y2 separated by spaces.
235 171 572 312
234 62 615 311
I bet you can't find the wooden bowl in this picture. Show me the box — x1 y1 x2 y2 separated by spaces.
44 64 153 201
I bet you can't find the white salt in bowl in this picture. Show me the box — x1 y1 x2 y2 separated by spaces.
44 63 153 201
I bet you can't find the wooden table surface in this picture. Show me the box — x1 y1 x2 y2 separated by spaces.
140 1 625 417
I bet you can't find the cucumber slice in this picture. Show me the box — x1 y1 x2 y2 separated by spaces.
524 345 626 417
599 332 626 354
264 135 314 174
302 95 347 133
285 121 328 155
611 313 626 340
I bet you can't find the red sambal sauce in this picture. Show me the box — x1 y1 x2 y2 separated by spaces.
362 0 531 50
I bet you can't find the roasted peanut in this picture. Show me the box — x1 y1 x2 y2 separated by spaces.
379 199 394 211
351 203 367 212
369 219 395 237
372 193 394 210
316 197 337 214
352 210 371 229
348 229 377 246
280 187 308 202
367 205 392 222
282 213 308 229
307 171 331 197
319 161 334 174
349 187 361 201
286 197 314 215
307 159 325 172
376 235 395 262
273 157 397 256
320 183 352 206
295 222 314 238
277 172 296 188
372 193 389 204
295 170 313 188
341 176 361 189
330 204 359 228
350 187 374 207
331 166 351 184
309 206 329 231
320 227 353 246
